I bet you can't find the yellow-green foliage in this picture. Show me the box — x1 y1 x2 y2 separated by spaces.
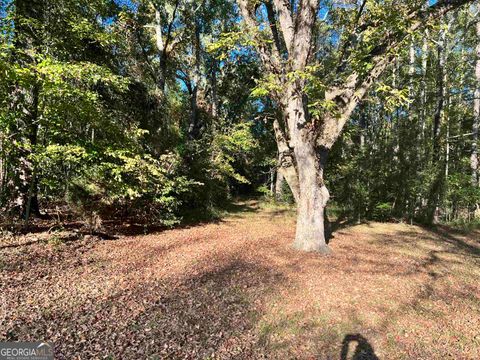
211 123 260 184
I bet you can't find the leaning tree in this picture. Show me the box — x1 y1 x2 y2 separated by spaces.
235 0 475 253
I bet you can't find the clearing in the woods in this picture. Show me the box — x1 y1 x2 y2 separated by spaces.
1 201 479 359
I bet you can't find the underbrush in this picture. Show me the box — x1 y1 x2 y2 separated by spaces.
445 218 480 233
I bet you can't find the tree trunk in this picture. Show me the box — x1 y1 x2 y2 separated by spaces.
284 90 331 253
432 37 446 158
408 39 415 103
17 81 40 221
188 85 199 138
272 119 300 202
472 10 480 218
154 7 168 94
210 59 219 119
426 18 451 224
433 18 452 159
471 12 480 186
420 35 428 138
293 142 330 253
10 0 43 220
188 17 202 139
277 153 299 203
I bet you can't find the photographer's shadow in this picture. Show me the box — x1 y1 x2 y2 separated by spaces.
340 334 379 360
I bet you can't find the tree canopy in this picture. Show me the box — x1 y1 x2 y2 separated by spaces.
0 0 478 247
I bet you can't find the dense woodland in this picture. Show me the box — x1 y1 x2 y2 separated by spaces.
1 0 479 248
1 1 480 358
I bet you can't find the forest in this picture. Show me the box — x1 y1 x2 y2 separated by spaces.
1 0 480 359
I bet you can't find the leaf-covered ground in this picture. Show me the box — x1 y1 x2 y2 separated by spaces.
1 201 479 359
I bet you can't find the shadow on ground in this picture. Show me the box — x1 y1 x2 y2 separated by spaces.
2 204 479 359
340 334 379 360
5 257 285 359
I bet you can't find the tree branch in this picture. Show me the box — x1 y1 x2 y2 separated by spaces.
320 54 394 148
291 0 319 70
237 0 282 73
265 1 285 56
320 0 473 148
335 0 367 73
272 0 294 52
163 0 180 57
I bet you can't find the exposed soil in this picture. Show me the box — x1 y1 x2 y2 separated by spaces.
1 201 479 359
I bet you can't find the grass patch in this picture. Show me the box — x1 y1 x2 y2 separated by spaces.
47 234 65 248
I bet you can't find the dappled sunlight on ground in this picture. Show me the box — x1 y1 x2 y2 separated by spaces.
1 204 479 359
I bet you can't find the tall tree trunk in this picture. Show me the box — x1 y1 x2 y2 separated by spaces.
210 59 219 119
188 86 199 138
153 2 181 95
471 12 480 187
293 142 330 253
12 0 42 220
154 8 167 94
153 1 180 95
283 89 331 253
432 33 447 158
409 39 415 102
421 35 428 138
427 18 452 223
17 81 40 221
188 17 202 139
471 9 480 217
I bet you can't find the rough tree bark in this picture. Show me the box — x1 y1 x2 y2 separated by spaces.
409 39 415 103
421 35 429 138
272 119 299 203
471 6 480 217
154 7 167 93
188 17 202 139
274 164 284 201
237 0 473 252
432 20 452 158
471 7 480 187
12 0 42 220
210 59 219 119
21 82 41 221
425 16 453 223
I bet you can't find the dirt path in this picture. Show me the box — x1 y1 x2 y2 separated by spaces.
1 201 479 359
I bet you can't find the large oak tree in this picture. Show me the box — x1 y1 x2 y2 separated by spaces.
236 0 475 252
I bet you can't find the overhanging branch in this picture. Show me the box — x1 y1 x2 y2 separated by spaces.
320 0 473 148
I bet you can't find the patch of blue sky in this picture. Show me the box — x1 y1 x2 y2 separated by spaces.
102 0 138 27
114 0 139 12
319 7 329 21
0 0 13 40
0 0 12 19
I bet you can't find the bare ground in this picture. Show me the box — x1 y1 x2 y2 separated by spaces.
1 201 479 359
